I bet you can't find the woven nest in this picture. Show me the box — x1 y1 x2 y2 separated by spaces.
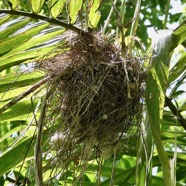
40 32 146 177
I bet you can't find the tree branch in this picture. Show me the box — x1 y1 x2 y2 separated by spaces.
165 96 186 130
0 9 85 34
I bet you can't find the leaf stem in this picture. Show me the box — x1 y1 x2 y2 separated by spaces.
163 0 170 29
102 0 117 35
34 95 46 186
130 0 141 36
165 96 186 130
0 9 85 34
151 127 171 186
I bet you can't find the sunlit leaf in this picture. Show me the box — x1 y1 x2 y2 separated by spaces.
0 99 39 121
0 22 49 55
0 137 35 177
169 72 186 98
0 86 31 102
0 122 10 151
0 125 23 143
146 30 173 127
168 52 186 84
145 29 173 186
0 15 11 25
49 0 66 18
8 0 19 9
69 0 83 24
171 20 186 50
29 0 45 13
0 18 30 40
0 71 45 93
179 101 186 112
88 0 101 27
1 28 65 59
100 167 135 186
0 45 59 72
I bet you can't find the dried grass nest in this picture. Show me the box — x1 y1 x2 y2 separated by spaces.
40 32 146 166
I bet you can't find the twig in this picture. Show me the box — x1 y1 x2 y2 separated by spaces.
96 158 103 185
110 149 117 186
102 0 117 35
0 76 51 115
0 9 85 34
163 0 170 29
111 0 131 98
165 96 186 131
130 0 141 36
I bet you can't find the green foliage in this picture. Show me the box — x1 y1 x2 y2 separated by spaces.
88 0 101 27
69 0 83 23
0 135 35 177
146 29 174 186
0 0 186 185
49 0 66 18
29 0 45 13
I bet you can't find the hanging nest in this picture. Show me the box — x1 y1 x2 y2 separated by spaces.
40 32 146 179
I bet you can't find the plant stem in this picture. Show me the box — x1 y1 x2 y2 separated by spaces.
102 0 117 35
164 0 170 29
136 114 153 186
34 95 46 186
0 9 85 34
165 96 186 130
34 84 55 186
130 0 141 36
152 127 171 186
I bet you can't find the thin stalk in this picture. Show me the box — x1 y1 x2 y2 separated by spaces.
120 0 125 25
164 0 170 29
120 0 132 99
96 158 103 186
111 0 131 98
170 125 177 186
34 95 46 186
136 113 153 186
102 0 117 35
151 127 171 186
120 0 126 57
130 0 141 36
110 149 117 186
34 84 55 186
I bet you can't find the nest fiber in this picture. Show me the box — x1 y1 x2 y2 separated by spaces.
40 32 145 171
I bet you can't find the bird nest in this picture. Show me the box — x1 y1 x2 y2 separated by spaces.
40 32 146 180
